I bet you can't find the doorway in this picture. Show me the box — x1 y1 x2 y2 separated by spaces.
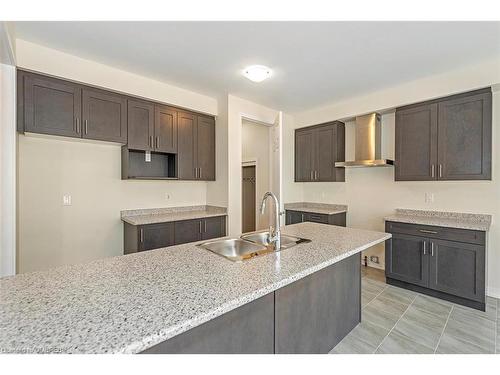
242 165 256 233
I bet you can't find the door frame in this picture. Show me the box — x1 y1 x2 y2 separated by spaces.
242 159 259 231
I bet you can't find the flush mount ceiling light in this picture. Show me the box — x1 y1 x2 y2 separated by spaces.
242 65 272 82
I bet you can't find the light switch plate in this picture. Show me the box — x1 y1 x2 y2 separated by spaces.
63 194 72 206
425 192 434 203
145 151 151 162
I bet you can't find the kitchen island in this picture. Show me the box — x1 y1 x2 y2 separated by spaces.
0 222 390 354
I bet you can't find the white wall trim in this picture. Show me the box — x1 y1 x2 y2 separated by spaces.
0 63 17 276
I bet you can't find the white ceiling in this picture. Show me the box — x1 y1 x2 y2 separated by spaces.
14 21 500 112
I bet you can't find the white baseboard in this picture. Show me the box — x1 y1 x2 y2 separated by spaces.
361 262 385 270
487 287 500 299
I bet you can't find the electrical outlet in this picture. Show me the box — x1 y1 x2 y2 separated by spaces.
63 194 72 206
145 151 151 162
369 255 379 264
425 192 434 203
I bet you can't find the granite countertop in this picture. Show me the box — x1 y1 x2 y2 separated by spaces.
284 202 348 215
121 205 227 225
0 222 390 354
384 209 492 232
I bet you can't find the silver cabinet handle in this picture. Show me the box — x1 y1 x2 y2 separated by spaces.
439 164 443 178
75 117 80 134
419 229 438 234
431 164 435 178
156 136 159 149
199 221 202 233
140 228 144 242
199 167 202 180
315 171 319 180
84 120 88 135
431 242 435 256
423 241 427 255
149 135 153 148
204 220 207 233
301 214 304 222
310 171 313 180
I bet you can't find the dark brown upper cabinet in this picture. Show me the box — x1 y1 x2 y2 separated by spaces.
18 70 127 144
19 71 82 138
18 69 217 182
437 92 492 180
155 105 178 153
82 88 127 143
178 112 215 181
295 121 345 182
127 99 155 150
395 103 438 181
127 102 178 153
197 116 216 180
395 88 492 181
295 128 315 182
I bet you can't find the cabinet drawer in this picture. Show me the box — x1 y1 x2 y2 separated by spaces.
304 213 329 224
385 221 485 246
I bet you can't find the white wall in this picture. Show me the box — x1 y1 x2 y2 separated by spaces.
18 135 207 273
242 120 271 230
288 58 500 297
16 40 217 115
206 95 228 208
15 40 218 273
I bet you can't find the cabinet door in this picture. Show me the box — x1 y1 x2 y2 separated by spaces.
286 210 304 225
395 104 438 181
315 125 337 182
127 99 154 150
174 219 202 245
295 129 315 181
437 92 492 180
138 222 175 251
177 112 197 180
385 233 429 287
197 116 216 180
82 88 127 143
428 239 485 302
155 105 178 153
202 216 226 241
22 72 82 138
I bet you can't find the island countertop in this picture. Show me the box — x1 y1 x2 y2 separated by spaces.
0 222 390 354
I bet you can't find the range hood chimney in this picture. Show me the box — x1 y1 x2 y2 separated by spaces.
335 113 394 168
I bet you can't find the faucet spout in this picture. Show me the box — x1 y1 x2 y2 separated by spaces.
259 192 282 251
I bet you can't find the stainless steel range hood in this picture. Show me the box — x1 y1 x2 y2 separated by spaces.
335 113 394 168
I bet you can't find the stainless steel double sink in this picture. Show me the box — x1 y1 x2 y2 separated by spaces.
198 230 310 262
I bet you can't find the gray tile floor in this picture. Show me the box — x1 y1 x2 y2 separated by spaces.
331 268 500 354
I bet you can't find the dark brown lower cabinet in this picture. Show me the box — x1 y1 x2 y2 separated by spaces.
141 253 361 354
124 216 226 254
385 233 429 288
385 221 486 310
285 210 346 227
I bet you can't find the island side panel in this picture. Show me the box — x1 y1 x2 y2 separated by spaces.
274 253 361 354
141 293 274 354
